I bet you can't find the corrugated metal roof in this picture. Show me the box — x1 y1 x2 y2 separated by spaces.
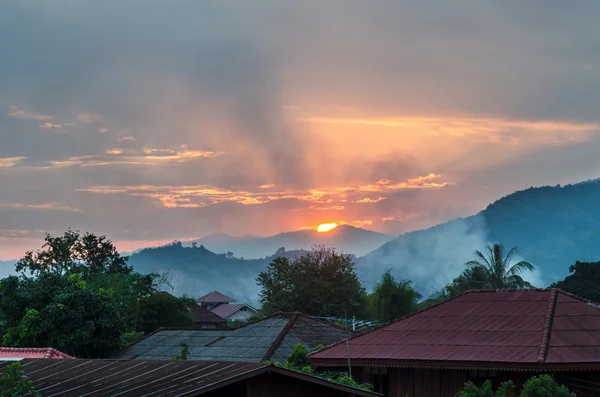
196 291 235 303
0 347 72 359
0 359 380 396
310 289 600 367
114 313 352 362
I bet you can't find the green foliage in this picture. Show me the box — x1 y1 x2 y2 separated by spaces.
0 362 40 397
15 229 131 277
171 343 189 360
275 343 373 392
456 375 575 397
367 270 421 322
121 331 144 348
520 375 575 397
551 261 600 303
0 272 127 358
256 246 367 317
136 292 194 334
464 244 535 290
285 344 311 368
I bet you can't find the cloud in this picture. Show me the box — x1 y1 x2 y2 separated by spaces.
356 197 386 204
118 136 135 142
7 106 54 120
77 113 104 124
0 157 25 168
77 174 450 209
38 122 63 129
300 116 600 145
0 202 80 212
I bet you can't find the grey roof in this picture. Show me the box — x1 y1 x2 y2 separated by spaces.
0 359 380 397
196 291 236 303
114 313 352 362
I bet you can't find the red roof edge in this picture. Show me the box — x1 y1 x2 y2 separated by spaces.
261 312 301 361
308 289 476 358
536 289 558 364
0 347 73 359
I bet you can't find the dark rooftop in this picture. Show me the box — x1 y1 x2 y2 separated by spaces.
191 304 226 324
0 359 379 397
310 289 600 369
114 312 352 362
196 291 236 304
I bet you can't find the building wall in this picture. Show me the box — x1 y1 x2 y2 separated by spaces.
351 366 600 397
226 308 255 322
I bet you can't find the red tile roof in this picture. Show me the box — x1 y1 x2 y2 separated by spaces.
196 291 236 303
0 347 73 359
310 289 600 369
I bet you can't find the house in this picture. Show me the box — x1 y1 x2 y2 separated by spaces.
0 358 381 397
114 312 353 363
309 289 600 397
190 303 227 329
155 291 226 329
196 290 258 322
0 347 72 361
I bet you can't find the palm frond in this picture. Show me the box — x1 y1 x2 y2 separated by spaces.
506 261 535 276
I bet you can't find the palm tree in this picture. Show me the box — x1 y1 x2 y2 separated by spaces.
465 244 534 290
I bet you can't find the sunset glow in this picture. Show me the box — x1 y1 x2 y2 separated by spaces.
317 223 338 233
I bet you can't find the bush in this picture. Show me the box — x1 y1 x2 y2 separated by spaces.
456 375 575 397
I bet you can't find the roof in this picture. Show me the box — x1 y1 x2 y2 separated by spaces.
0 347 72 359
114 312 352 362
191 304 226 324
0 359 380 397
210 303 257 318
310 289 600 370
196 291 236 303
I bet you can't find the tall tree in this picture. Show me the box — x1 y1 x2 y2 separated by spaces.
367 270 421 323
465 244 534 289
551 261 600 303
0 273 126 358
136 292 194 334
15 229 131 277
256 246 366 317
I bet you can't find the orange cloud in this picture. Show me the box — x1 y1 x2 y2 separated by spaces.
356 197 386 204
78 174 450 209
300 115 600 144
8 106 54 120
0 157 25 168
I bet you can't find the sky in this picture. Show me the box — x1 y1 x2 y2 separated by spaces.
1 1 600 259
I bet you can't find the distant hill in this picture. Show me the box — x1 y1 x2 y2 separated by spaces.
187 225 393 259
358 179 600 296
127 243 305 304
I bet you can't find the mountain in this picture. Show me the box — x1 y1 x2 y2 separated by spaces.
127 242 305 304
187 225 393 259
357 179 600 296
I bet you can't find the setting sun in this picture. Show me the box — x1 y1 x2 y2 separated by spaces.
317 223 338 233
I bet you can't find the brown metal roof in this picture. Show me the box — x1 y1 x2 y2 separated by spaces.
0 359 380 396
310 289 600 369
190 304 226 324
196 291 236 303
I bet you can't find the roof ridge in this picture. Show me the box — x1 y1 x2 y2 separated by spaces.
536 289 558 364
261 312 301 362
309 290 475 358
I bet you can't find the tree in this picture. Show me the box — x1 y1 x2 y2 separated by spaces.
135 292 194 334
456 380 515 397
0 361 40 397
0 273 126 358
464 244 534 290
442 266 490 297
551 261 600 303
367 270 421 322
15 229 131 277
520 375 575 397
256 246 366 317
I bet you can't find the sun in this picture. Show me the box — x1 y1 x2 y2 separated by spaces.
317 223 338 233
